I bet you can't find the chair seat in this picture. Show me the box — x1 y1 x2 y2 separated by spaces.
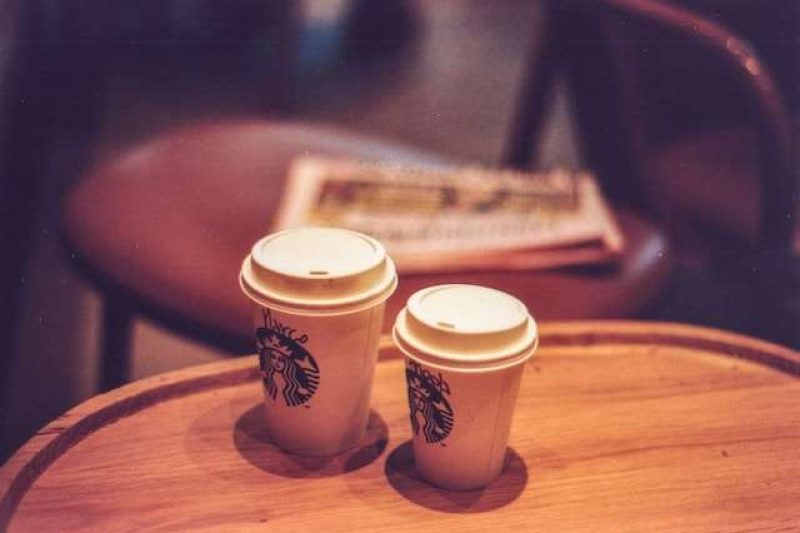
63 120 672 349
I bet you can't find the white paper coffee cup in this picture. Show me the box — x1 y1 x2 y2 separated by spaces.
240 227 397 456
393 284 538 490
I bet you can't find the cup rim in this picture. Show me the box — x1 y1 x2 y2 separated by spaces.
406 284 531 335
240 259 398 316
392 315 538 373
250 227 387 281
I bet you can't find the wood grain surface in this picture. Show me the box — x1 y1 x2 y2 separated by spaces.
1 322 798 532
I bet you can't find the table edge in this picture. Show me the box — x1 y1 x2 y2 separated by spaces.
1 320 796 528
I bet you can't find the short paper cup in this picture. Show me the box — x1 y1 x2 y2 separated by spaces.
240 227 397 456
393 284 538 490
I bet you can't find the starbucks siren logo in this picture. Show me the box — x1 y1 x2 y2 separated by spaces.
256 309 320 406
405 360 454 444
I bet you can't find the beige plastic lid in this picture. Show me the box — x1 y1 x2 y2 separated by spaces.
393 284 538 371
240 227 397 314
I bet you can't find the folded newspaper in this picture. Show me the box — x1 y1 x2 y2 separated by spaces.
274 157 625 273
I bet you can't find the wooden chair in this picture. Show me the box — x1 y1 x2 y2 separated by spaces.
65 0 798 388
63 121 670 389
509 0 795 247
564 0 797 344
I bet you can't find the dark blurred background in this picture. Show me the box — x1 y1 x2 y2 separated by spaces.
0 0 797 462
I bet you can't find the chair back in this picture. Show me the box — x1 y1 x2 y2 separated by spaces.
504 0 796 249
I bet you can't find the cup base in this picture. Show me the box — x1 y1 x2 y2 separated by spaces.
417 464 503 492
267 419 368 458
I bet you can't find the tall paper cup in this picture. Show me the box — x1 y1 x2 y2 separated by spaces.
393 284 538 490
240 227 397 456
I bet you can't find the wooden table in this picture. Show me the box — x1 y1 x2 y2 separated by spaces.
1 322 798 531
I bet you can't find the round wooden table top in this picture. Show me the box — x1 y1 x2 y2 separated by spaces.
2 322 797 532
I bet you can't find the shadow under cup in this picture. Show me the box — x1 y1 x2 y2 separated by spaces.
385 440 528 512
234 403 389 477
